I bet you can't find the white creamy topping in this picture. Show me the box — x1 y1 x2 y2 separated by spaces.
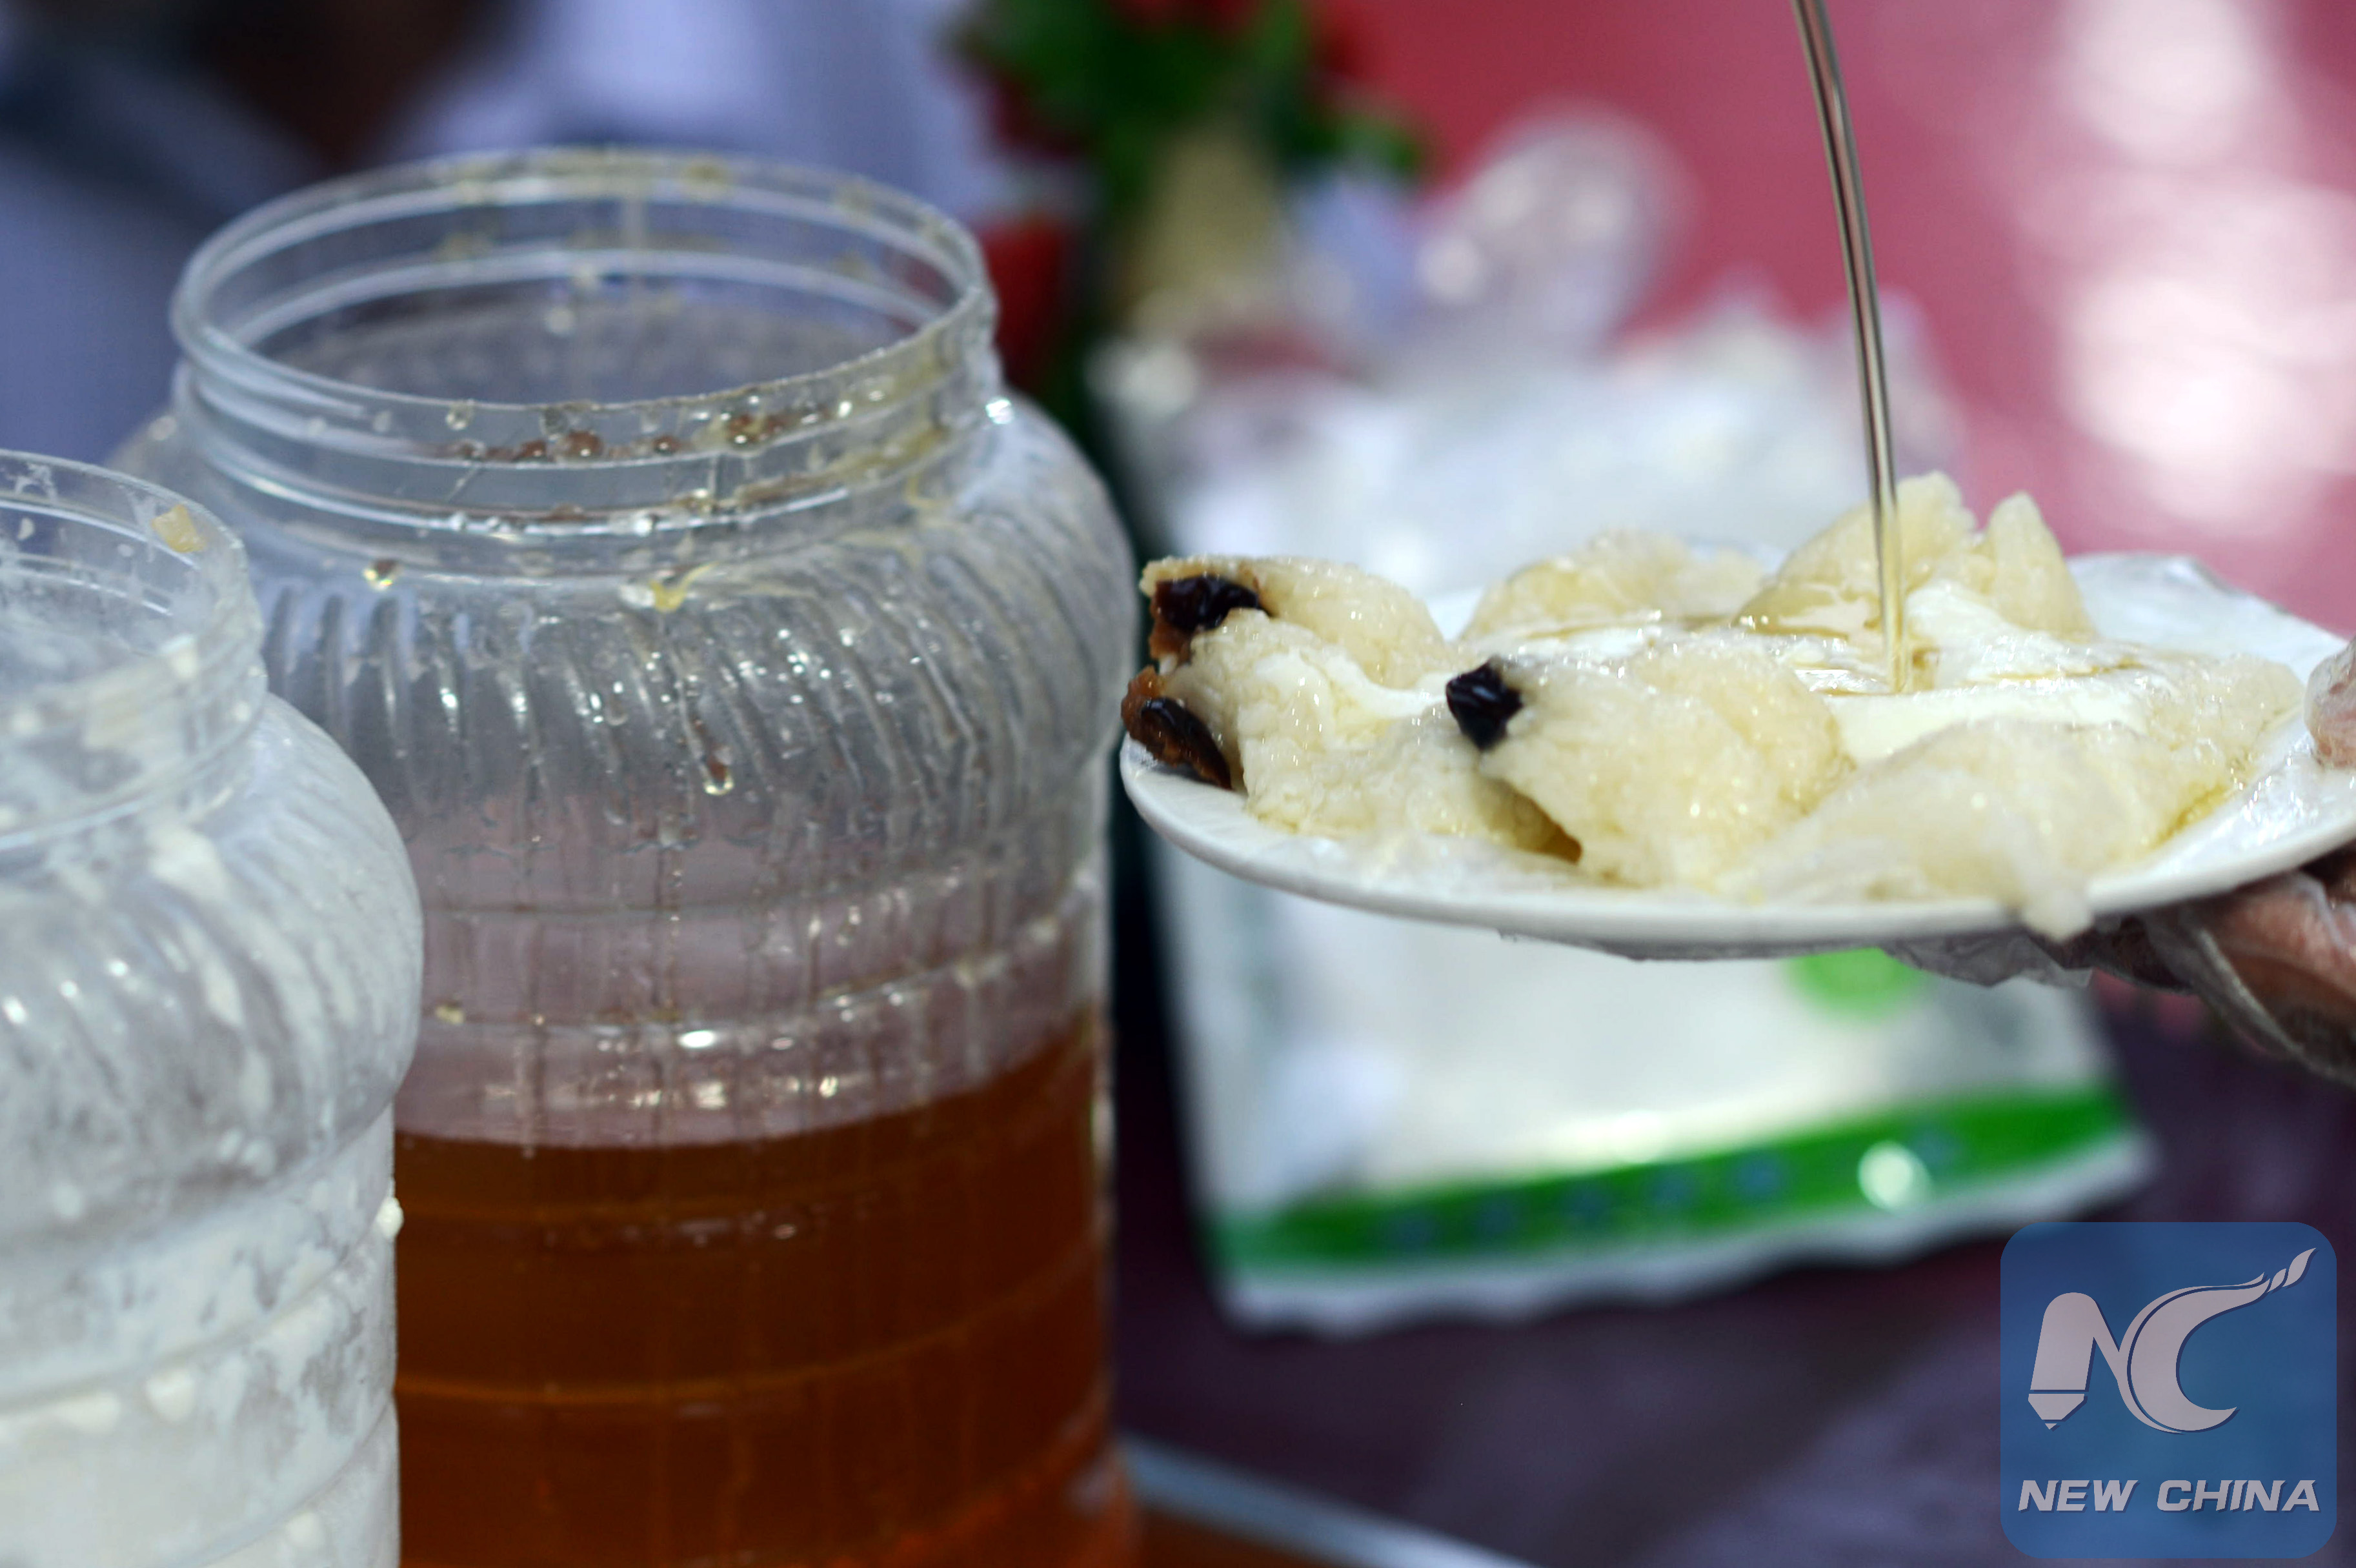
1767 582 2168 765
1825 674 2155 764
1906 581 2119 685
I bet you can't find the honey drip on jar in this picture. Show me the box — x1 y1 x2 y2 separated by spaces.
1793 0 1909 693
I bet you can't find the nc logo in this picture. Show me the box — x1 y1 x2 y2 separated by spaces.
2028 1248 2317 1433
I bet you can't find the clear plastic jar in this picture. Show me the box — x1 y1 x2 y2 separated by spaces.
0 456 420 1567
121 150 1137 1567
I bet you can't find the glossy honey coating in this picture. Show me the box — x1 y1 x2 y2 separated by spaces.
1124 475 2308 937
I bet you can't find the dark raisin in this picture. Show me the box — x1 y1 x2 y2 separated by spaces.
1446 659 1524 750
1149 573 1262 661
1154 573 1262 632
1121 668 1233 790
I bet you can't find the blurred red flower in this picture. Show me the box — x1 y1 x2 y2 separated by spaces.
976 212 1076 390
958 0 1424 398
1312 1 1374 85
977 64 1080 157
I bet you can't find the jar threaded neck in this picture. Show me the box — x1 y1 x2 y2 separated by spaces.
0 454 263 843
166 148 1004 573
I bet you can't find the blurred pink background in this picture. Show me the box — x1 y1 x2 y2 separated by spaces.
3 0 2349 625
1351 0 2356 629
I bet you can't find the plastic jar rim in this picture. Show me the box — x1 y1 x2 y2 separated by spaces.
168 146 996 437
0 453 260 827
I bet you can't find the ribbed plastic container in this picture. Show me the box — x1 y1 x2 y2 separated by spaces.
119 149 1137 1567
0 454 420 1567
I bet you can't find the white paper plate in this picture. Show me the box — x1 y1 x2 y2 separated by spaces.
1122 554 2356 960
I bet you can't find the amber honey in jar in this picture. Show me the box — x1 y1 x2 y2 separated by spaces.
121 149 1136 1567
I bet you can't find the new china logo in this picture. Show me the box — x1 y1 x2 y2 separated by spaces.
2003 1223 2335 1558
2030 1246 2317 1432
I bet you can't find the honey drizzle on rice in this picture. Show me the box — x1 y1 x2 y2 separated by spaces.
1119 476 2304 939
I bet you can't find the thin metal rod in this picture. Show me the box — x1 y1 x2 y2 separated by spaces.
1792 0 1907 692
1127 1437 1536 1568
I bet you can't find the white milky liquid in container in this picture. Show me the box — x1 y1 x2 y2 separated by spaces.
0 456 421 1567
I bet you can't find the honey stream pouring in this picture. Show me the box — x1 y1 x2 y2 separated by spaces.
1792 0 1909 693
1114 5 2356 961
